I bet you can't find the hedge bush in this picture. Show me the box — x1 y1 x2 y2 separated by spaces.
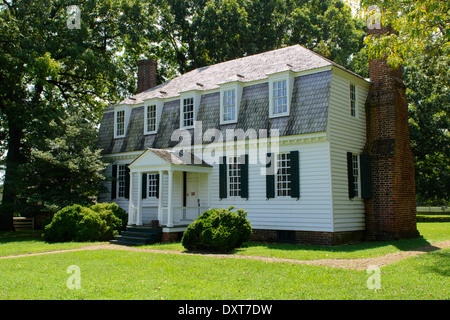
42 203 127 243
181 206 252 252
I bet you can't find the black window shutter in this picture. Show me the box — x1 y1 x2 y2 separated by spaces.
142 173 147 199
156 174 160 199
125 165 130 199
290 150 300 199
266 153 275 199
111 164 117 199
347 152 355 199
360 154 372 199
240 154 249 199
219 156 227 199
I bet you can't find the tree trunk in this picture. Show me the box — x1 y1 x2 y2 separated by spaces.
0 117 24 231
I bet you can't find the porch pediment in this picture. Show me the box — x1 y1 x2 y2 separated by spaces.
129 148 212 172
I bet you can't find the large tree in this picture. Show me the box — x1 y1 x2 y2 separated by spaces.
0 0 158 230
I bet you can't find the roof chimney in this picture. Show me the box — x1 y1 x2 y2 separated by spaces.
363 20 419 241
137 59 157 94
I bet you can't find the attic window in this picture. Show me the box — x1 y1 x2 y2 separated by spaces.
146 104 157 133
273 80 288 115
116 110 125 136
268 72 293 118
182 97 194 128
223 89 236 122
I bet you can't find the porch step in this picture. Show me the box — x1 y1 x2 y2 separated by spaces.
110 226 162 246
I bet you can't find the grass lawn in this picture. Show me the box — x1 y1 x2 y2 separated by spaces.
0 222 448 300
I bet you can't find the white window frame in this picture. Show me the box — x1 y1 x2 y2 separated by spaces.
228 156 242 197
269 71 294 118
114 105 131 139
143 99 163 135
148 173 159 198
219 82 243 124
352 154 360 197
350 83 357 117
117 164 127 198
276 152 291 197
179 91 201 129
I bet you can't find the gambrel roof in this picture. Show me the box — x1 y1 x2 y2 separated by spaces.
98 45 363 155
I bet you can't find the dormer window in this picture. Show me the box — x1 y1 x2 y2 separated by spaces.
116 110 125 136
146 104 156 132
144 99 163 135
273 80 287 115
182 97 194 128
114 105 131 138
179 91 201 129
219 82 242 124
268 71 293 118
223 89 236 121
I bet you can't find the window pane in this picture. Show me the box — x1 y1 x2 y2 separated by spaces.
276 153 291 196
273 80 287 114
223 89 236 122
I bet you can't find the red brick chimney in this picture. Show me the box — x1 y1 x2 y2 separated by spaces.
137 59 157 94
364 23 420 240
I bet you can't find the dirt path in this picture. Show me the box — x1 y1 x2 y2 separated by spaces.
1 240 449 270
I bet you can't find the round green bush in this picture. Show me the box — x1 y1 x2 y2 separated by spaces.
181 206 252 252
42 202 126 243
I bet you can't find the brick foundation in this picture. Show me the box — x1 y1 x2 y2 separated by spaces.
363 24 419 241
250 229 364 246
161 231 183 243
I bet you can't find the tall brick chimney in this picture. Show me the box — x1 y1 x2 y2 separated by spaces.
137 59 157 94
364 24 420 240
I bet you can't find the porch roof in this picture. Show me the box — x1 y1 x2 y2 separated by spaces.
128 148 212 172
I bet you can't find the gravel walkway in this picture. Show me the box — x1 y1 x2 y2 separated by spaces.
2 240 449 270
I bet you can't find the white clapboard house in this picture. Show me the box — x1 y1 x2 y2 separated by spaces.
97 45 372 245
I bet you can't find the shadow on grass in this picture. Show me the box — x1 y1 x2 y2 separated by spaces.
0 230 43 243
235 236 432 255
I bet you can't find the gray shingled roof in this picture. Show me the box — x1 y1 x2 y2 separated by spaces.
117 44 353 105
97 45 354 155
97 70 332 154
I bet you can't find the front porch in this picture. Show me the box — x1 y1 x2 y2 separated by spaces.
127 148 213 230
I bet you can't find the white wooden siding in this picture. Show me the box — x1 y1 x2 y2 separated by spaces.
327 68 370 232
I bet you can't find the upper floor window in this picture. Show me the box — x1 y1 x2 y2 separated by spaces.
350 84 356 117
146 104 156 133
116 110 125 137
223 89 236 122
273 80 288 115
182 97 194 128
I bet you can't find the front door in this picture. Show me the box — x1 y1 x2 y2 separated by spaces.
183 172 200 221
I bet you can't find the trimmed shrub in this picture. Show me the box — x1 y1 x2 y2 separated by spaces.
42 202 126 243
90 202 127 231
181 206 252 252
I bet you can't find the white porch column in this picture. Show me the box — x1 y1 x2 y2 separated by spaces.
128 172 134 225
167 169 174 227
137 172 143 225
157 170 163 223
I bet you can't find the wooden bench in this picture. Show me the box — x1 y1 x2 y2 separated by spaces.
13 217 34 231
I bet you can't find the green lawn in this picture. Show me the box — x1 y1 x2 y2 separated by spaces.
0 222 448 300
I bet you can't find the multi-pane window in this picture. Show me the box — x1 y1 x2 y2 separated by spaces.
228 156 241 197
352 154 359 197
350 84 356 117
276 153 291 196
116 110 125 136
117 164 126 198
146 105 156 132
183 97 194 127
223 89 236 121
273 80 288 115
148 174 158 198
